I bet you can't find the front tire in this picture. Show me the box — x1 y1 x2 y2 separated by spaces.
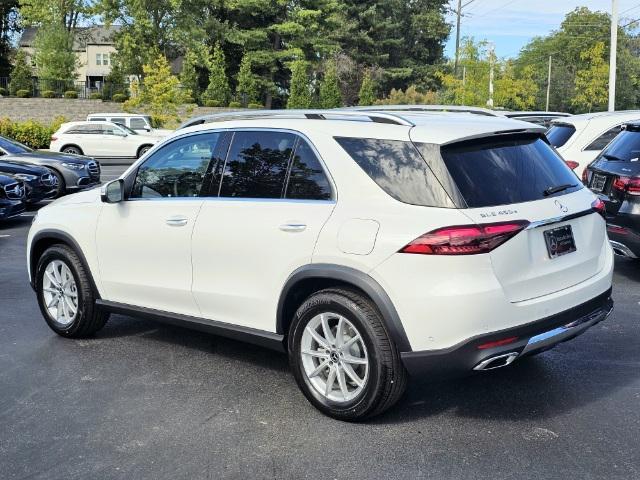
137 145 152 158
49 169 66 198
288 288 407 421
35 245 109 338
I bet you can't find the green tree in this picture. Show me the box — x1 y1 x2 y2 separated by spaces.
319 60 341 108
9 50 33 95
358 70 376 105
123 54 191 126
202 44 230 106
34 23 78 90
437 38 490 107
236 54 259 106
494 63 538 110
572 42 609 113
287 60 312 109
0 0 19 77
19 0 91 30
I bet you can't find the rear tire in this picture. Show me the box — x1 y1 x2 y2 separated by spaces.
288 288 407 421
62 145 83 155
35 244 109 338
137 145 152 158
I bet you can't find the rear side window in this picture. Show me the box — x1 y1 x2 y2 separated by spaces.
585 125 623 151
65 124 102 134
110 118 126 126
219 131 295 198
439 135 582 208
89 117 106 122
335 137 454 207
546 124 576 148
285 140 331 200
598 129 640 161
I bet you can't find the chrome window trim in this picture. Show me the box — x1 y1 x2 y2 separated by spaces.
525 208 594 230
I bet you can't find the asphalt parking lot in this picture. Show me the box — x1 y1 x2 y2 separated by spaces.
1 194 639 479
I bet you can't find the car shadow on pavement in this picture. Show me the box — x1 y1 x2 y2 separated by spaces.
612 256 640 282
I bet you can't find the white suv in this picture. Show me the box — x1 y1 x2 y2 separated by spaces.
28 110 614 420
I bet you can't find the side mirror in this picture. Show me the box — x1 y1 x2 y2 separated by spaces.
144 127 151 132
101 179 124 203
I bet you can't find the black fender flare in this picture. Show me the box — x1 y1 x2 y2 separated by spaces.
276 264 412 352
29 229 100 298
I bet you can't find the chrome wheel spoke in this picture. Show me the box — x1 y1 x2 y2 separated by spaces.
336 366 349 399
306 326 330 350
320 314 335 345
335 317 344 348
340 334 361 351
325 367 337 396
342 354 367 365
302 349 329 359
342 362 364 387
45 270 59 288
42 259 78 327
308 359 331 378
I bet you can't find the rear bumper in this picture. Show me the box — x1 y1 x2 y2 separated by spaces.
401 288 613 377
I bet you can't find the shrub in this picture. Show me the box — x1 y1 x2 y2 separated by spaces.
112 93 127 103
0 87 6 96
228 101 242 108
247 103 263 109
204 99 221 107
0 117 67 149
42 90 56 98
89 92 102 100
64 90 78 99
16 89 30 98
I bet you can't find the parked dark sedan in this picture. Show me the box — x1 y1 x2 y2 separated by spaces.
0 135 101 198
0 160 57 204
0 174 26 220
584 122 640 259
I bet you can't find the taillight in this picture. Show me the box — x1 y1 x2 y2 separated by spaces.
581 167 589 184
592 198 606 219
564 160 579 170
612 176 640 195
399 221 530 255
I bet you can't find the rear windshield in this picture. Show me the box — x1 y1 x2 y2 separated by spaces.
335 137 455 208
598 129 640 161
546 124 576 148
438 135 582 208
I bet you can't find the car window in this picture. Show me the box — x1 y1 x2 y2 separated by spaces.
89 117 106 122
546 124 576 148
0 136 31 153
336 137 455 207
110 118 127 126
130 118 147 130
597 129 640 161
585 125 623 151
285 140 331 200
131 133 221 199
65 124 103 134
219 131 295 198
101 124 126 136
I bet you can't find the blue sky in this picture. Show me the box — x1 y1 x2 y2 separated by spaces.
444 0 640 59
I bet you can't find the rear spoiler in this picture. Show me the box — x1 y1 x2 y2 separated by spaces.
439 126 547 147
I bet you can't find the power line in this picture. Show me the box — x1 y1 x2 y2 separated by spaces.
468 0 520 19
620 3 640 15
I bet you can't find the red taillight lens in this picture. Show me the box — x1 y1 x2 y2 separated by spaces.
613 176 640 195
564 160 579 170
581 167 589 184
477 336 519 350
399 221 530 255
592 198 606 218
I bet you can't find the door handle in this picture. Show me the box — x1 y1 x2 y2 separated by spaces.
166 216 188 227
279 223 307 232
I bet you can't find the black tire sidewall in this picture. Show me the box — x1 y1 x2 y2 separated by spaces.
36 247 90 337
289 292 387 420
51 169 66 197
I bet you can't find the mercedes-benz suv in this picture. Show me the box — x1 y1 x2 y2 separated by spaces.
27 110 614 420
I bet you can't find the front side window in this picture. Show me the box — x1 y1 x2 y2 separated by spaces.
585 125 623 151
131 133 221 199
130 118 147 130
285 140 331 200
219 131 295 198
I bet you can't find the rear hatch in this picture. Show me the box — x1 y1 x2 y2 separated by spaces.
585 126 640 215
416 133 605 303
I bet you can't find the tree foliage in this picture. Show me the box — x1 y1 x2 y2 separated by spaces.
236 54 259 106
0 0 19 77
34 22 78 87
19 0 91 30
358 69 376 106
571 42 609 113
287 60 312 109
319 60 341 108
123 54 191 126
9 49 32 94
202 44 230 106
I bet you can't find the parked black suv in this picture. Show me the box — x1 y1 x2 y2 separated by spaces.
584 122 640 259
0 160 57 204
0 174 26 220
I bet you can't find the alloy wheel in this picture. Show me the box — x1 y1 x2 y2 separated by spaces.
42 260 78 326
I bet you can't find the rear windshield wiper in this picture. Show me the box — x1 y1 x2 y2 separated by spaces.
603 153 626 162
543 183 577 196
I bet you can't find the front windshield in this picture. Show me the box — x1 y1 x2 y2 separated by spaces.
0 135 32 154
118 124 138 135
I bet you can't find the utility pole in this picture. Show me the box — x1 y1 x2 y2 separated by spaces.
454 0 462 75
462 66 467 86
609 0 618 111
546 55 552 112
487 43 495 108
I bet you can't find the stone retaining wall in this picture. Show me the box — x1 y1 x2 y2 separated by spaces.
0 97 236 124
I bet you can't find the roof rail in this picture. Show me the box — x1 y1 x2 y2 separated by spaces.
345 104 499 117
178 109 414 130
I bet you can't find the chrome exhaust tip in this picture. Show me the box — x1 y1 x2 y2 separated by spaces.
610 240 638 259
473 352 519 371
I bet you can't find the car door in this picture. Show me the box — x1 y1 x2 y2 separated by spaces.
95 131 222 316
191 129 336 332
99 123 138 157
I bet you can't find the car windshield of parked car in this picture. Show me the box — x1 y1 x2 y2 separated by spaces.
598 128 640 162
546 124 576 148
0 136 32 154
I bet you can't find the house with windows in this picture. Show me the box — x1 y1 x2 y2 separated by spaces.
18 25 120 89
